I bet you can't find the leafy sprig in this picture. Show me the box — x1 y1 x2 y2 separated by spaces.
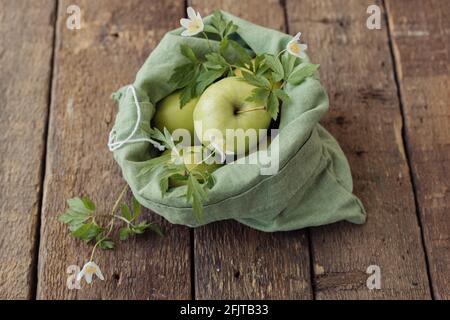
169 11 250 107
286 62 320 85
169 44 230 107
204 11 238 40
139 128 216 223
243 53 320 120
59 186 164 257
149 127 178 151
118 198 164 240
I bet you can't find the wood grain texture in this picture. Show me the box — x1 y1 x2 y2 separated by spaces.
36 0 191 299
190 0 313 300
385 0 450 299
286 0 432 299
0 0 56 299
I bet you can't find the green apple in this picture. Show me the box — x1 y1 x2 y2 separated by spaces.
153 91 199 141
193 77 272 155
163 147 222 187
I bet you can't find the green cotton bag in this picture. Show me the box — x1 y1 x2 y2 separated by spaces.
109 11 366 232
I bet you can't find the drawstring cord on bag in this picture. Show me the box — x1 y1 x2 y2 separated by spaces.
108 85 164 152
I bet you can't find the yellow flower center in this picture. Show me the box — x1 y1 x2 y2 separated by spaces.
289 42 301 54
188 20 201 32
85 266 97 274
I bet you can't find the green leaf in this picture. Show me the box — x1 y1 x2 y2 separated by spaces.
71 222 103 242
210 11 238 39
170 174 189 183
163 127 177 150
145 223 166 237
224 22 238 38
138 153 172 177
187 174 208 222
211 11 227 36
180 44 198 63
132 197 141 220
196 69 225 94
67 197 94 215
253 54 264 73
228 40 252 67
158 165 186 197
81 197 96 211
281 53 297 80
59 197 96 233
120 203 132 222
252 54 271 76
160 176 169 198
219 37 229 55
168 63 198 88
273 89 291 105
68 223 85 233
119 227 131 241
179 83 196 108
256 65 270 77
203 24 220 35
129 221 160 236
123 221 165 238
246 87 270 105
205 53 229 69
271 71 284 83
206 173 216 189
241 71 271 89
264 54 284 80
267 92 280 120
197 68 225 82
59 209 89 225
98 239 115 250
148 127 177 151
191 192 203 223
287 63 320 85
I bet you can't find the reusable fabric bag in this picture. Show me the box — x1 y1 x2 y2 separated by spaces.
110 11 366 231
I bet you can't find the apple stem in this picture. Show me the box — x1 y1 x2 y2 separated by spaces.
235 106 267 114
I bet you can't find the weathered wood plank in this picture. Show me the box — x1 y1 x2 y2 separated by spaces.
286 0 431 299
0 0 56 299
190 0 313 300
36 0 191 299
385 0 450 300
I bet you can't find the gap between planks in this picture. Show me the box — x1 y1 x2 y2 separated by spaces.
382 0 435 299
30 0 60 300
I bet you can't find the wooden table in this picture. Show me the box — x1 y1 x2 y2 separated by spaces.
1 0 449 300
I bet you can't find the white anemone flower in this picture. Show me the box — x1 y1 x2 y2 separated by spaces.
287 32 308 59
76 261 105 284
180 7 204 37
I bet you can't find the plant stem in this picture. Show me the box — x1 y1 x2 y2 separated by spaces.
89 185 128 261
235 106 266 114
114 214 131 225
202 32 213 51
230 64 252 73
276 49 287 60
